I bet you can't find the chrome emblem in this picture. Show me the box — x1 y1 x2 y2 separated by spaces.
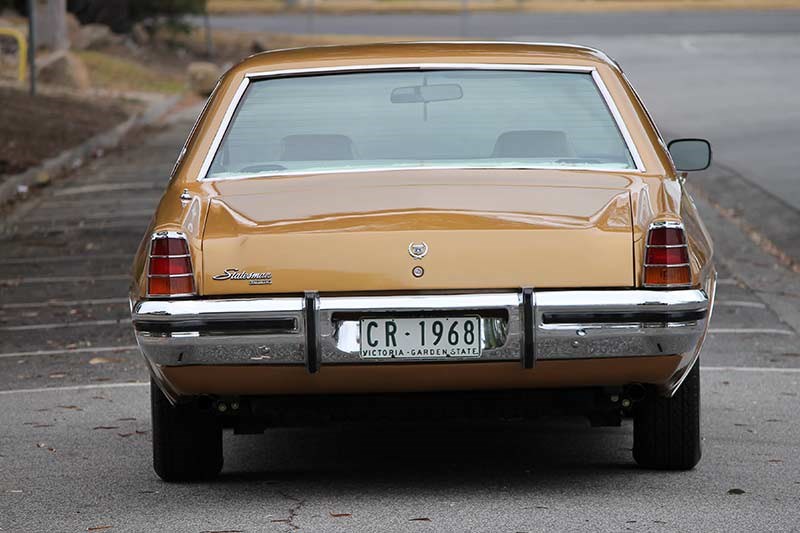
212 268 272 285
408 241 428 260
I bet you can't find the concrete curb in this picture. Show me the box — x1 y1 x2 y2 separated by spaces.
0 93 183 207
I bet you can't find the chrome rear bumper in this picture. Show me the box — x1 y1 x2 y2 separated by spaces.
132 289 709 370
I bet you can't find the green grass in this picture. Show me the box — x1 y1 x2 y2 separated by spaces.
76 50 185 94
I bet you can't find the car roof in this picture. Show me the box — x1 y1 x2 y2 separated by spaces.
230 41 622 77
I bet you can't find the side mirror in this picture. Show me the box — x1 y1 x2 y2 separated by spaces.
668 138 711 172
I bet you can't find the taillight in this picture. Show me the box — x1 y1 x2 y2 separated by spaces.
147 231 195 297
643 221 691 288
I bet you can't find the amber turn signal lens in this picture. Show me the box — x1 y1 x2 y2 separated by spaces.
147 275 195 296
644 265 691 286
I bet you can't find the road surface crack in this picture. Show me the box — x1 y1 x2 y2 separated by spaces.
274 492 306 531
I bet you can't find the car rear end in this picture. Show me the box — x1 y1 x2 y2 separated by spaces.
130 43 715 480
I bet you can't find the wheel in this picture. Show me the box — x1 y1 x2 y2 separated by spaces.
151 379 223 481
633 360 701 470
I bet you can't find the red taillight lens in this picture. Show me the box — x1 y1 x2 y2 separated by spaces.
645 246 689 265
147 234 195 297
643 222 691 288
151 238 190 256
647 227 686 246
148 256 192 276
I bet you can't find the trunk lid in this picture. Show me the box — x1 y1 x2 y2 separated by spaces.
201 170 634 294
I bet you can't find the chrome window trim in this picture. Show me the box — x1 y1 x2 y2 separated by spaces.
197 76 251 183
590 69 646 172
196 63 645 182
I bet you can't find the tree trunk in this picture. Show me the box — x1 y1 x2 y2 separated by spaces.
34 0 68 51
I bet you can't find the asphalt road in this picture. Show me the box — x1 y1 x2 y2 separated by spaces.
201 10 800 36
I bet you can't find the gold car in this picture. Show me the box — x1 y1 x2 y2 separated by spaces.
130 42 715 481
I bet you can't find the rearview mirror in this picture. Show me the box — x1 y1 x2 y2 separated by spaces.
668 138 711 172
391 83 463 104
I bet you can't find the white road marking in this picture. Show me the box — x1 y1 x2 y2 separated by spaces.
0 382 148 396
702 366 800 374
0 345 139 359
679 36 699 53
0 254 131 265
0 319 130 332
24 209 154 223
708 328 795 335
54 182 165 196
0 297 129 310
0 274 129 284
714 300 767 309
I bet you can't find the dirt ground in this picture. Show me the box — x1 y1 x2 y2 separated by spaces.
0 86 129 176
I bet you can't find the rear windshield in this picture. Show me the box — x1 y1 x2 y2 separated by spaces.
206 69 636 179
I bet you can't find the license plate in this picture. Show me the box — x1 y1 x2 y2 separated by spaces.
359 317 482 359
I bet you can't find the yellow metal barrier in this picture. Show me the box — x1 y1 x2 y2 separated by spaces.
0 27 28 83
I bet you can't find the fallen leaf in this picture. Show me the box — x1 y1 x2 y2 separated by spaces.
93 426 119 430
88 357 122 365
87 526 112 532
727 488 746 495
409 518 431 522
329 512 352 518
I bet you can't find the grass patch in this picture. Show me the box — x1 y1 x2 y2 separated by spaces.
76 50 185 94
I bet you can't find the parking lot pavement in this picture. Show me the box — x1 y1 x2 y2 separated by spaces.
0 116 799 532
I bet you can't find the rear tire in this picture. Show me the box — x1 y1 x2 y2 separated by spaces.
633 360 701 470
151 379 223 481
